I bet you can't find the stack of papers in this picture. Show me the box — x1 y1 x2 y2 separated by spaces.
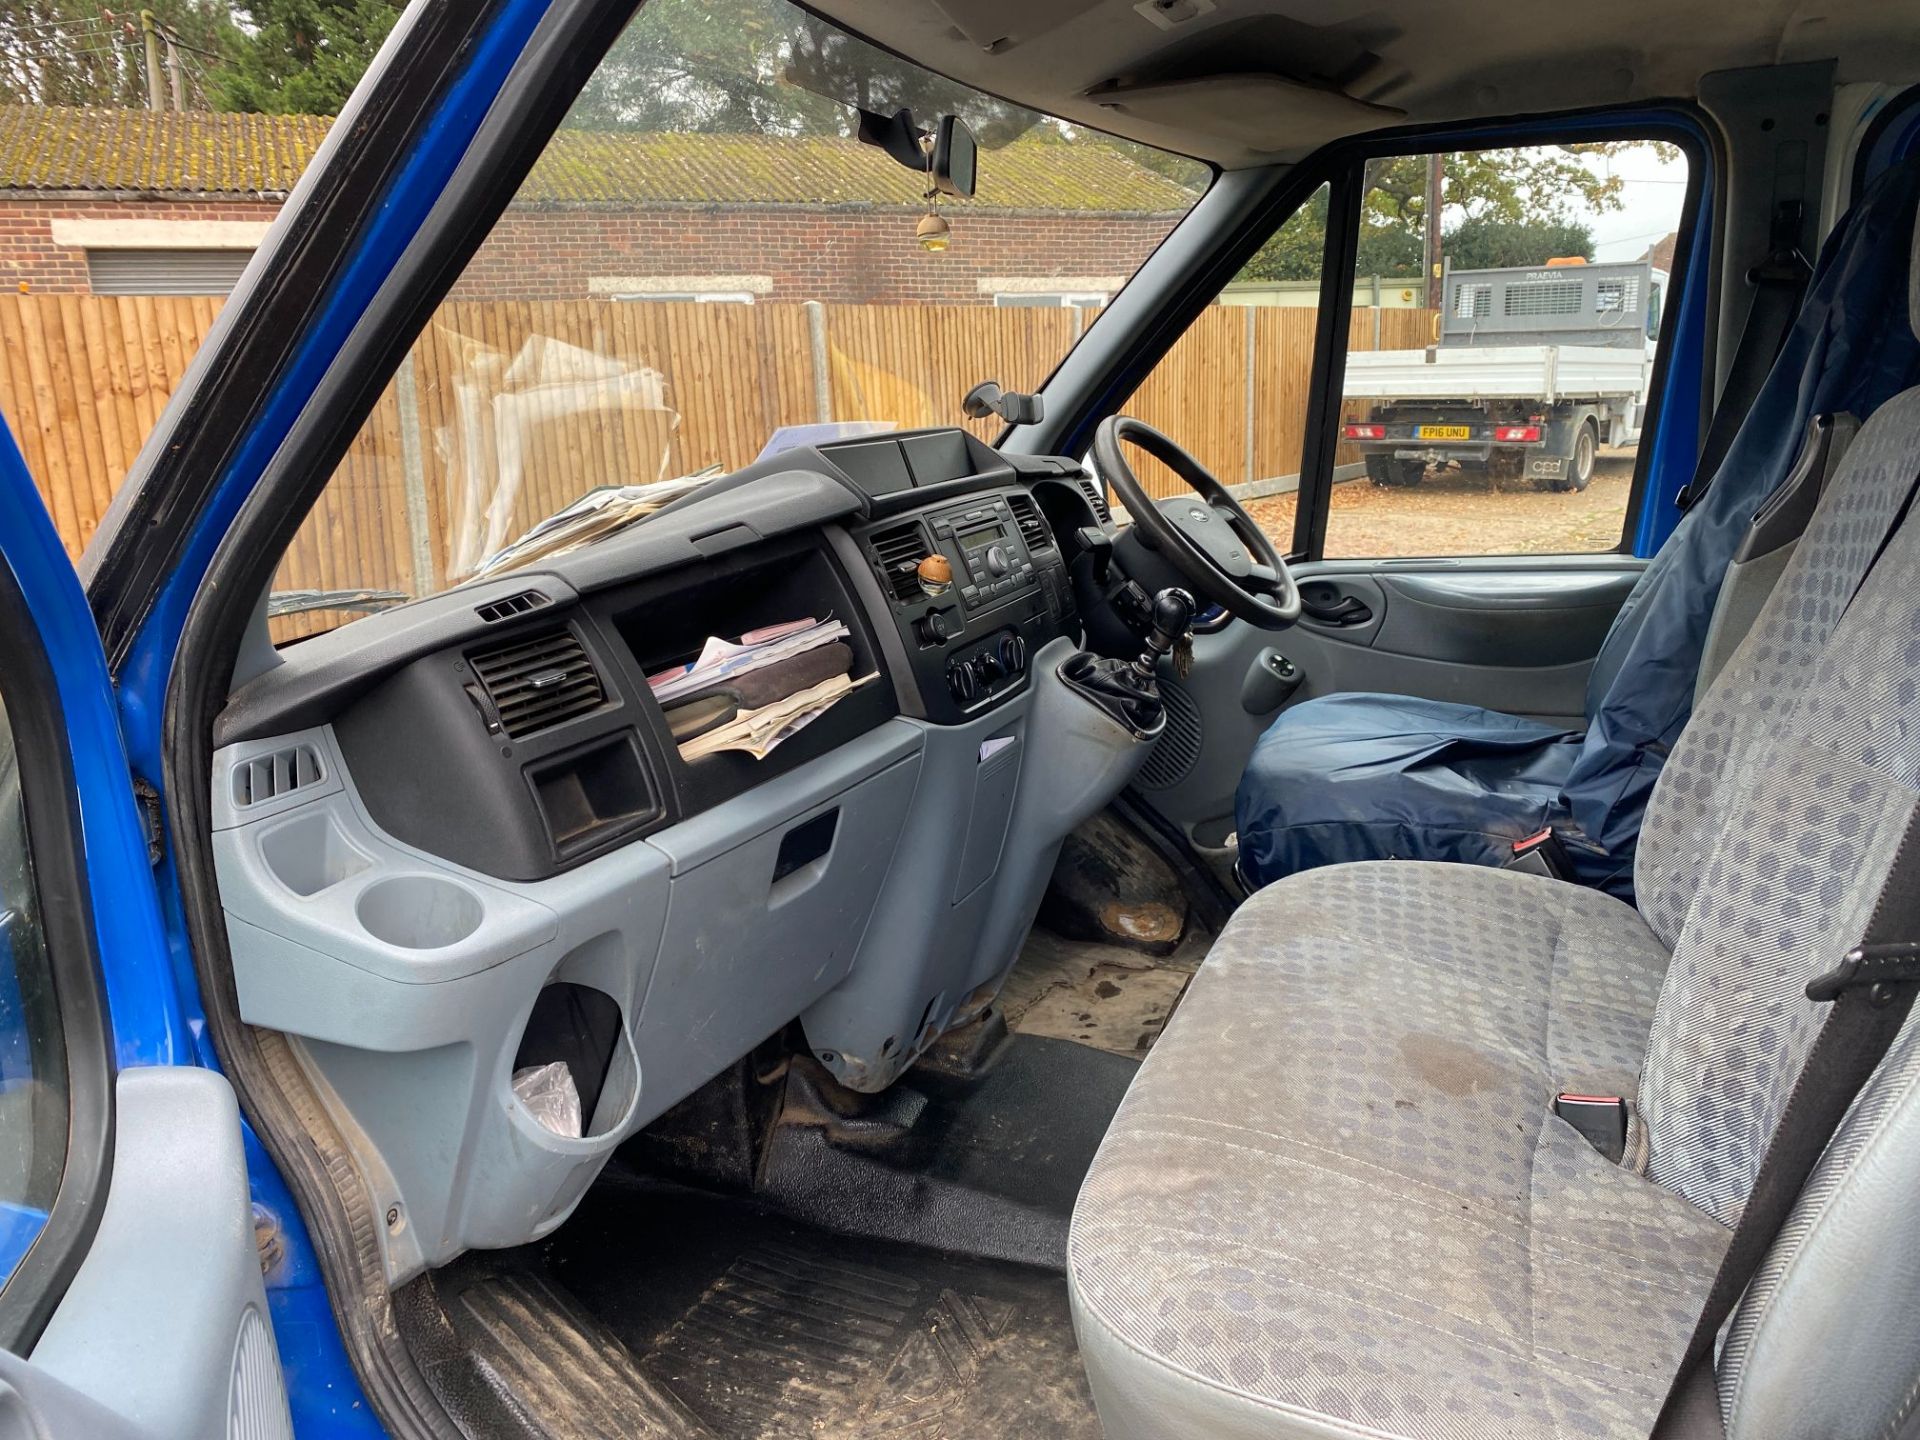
472 473 716 579
648 618 849 704
677 673 876 762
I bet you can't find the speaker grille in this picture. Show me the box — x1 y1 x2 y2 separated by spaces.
228 1304 293 1440
1136 679 1202 790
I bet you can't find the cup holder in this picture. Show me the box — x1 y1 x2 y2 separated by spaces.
356 875 484 950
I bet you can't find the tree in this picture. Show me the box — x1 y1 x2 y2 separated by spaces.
1440 218 1593 270
207 0 399 115
0 1 234 107
1237 143 1661 283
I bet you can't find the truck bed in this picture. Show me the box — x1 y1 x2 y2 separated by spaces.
1344 344 1650 403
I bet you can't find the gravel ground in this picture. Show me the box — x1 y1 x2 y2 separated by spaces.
1244 449 1638 558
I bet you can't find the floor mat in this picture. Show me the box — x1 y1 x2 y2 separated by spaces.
542 1189 1100 1439
998 924 1204 1057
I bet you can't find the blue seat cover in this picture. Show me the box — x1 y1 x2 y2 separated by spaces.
1237 156 1920 898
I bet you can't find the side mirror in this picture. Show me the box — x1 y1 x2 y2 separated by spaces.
931 115 977 198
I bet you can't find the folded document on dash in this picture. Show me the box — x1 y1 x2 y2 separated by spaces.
677 672 876 762
648 617 849 705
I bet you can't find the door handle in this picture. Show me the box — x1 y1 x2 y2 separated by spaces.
1300 592 1372 626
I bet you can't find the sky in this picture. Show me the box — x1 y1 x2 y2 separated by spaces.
1576 142 1691 263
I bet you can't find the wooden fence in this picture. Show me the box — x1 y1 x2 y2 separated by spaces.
0 293 1434 638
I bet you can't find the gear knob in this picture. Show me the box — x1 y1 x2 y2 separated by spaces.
1136 587 1196 676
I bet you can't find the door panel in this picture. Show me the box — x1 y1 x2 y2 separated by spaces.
29 1070 291 1440
1328 568 1643 675
0 420 291 1436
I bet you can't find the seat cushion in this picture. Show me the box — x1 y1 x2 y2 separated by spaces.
1068 861 1729 1440
1234 694 1584 890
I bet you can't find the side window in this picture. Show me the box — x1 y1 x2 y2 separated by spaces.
1109 184 1330 546
0 692 66 1289
1328 142 1690 558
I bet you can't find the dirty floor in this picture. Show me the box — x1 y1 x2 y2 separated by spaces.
998 924 1206 1059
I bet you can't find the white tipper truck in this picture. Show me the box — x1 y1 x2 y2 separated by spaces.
1341 259 1665 491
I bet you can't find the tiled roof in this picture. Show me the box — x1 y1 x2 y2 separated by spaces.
0 106 330 196
0 105 1195 213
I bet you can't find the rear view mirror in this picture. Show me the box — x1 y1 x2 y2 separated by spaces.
932 115 977 198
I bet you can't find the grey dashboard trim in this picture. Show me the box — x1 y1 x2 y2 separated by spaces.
216 464 868 747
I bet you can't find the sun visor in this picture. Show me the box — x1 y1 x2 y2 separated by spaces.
1084 71 1404 156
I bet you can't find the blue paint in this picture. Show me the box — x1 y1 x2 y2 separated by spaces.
0 422 183 1070
245 1124 388 1438
95 2 555 1432
0 1202 47 1286
1632 163 1713 557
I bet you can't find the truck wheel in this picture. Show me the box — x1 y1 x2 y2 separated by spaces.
1379 459 1424 487
1545 422 1598 492
1566 422 1597 492
1365 454 1396 486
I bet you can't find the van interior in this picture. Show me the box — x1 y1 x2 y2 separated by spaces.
53 0 1920 1436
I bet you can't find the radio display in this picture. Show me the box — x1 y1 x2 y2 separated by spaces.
959 523 1006 552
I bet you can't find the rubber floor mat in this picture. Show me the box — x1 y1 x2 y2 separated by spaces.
545 1189 1100 1439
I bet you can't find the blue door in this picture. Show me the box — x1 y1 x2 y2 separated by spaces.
0 420 295 1438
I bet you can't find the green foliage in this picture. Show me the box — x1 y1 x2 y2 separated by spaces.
1237 144 1660 285
0 1 235 107
207 0 399 115
1441 218 1594 270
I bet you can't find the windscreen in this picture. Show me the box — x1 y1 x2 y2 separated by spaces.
263 0 1209 641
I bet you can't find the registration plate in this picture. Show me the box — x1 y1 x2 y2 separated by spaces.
1415 425 1472 440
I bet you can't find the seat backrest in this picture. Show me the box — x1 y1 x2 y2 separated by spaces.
1693 410 1858 704
1637 380 1920 1220
1633 389 1920 949
1632 372 1920 1433
1559 157 1920 882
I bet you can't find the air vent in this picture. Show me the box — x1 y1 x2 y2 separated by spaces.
231 743 324 808
1005 492 1052 553
1135 680 1202 790
468 628 607 739
869 521 931 603
475 589 550 623
1077 474 1113 524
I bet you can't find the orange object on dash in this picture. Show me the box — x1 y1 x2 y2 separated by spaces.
917 554 954 594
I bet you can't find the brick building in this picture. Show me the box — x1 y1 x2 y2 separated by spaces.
0 106 1194 305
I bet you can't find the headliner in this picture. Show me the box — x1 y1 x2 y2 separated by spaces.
809 0 1920 167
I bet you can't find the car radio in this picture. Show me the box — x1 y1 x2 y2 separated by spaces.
928 497 1038 611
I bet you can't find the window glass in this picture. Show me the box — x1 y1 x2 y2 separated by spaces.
1326 142 1689 558
1105 184 1329 547
269 0 1208 643
0 692 67 1287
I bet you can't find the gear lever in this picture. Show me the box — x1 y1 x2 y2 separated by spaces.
1133 587 1197 680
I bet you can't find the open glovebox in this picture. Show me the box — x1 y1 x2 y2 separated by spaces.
212 716 920 1282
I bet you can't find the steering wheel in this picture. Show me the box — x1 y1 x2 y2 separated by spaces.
1092 415 1301 629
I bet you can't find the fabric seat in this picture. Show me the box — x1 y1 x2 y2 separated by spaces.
1071 862 1726 1439
1235 157 1920 899
1069 224 1920 1440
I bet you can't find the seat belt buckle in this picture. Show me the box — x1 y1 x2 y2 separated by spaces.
1554 1094 1628 1163
1506 827 1573 880
1805 941 1920 1003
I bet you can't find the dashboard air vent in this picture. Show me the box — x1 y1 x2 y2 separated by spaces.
475 589 550 623
1077 474 1113 524
869 521 931 603
1005 492 1052 552
468 628 607 739
232 743 324 809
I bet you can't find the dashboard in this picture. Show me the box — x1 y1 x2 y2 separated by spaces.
210 427 1136 1285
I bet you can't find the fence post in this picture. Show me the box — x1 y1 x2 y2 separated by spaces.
394 352 439 596
804 301 832 423
1242 305 1257 486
